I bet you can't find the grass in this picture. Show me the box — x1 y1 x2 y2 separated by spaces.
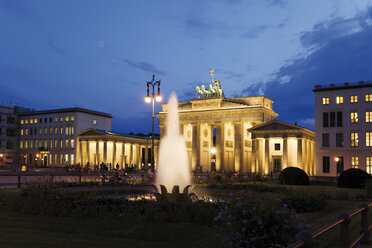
0 208 219 248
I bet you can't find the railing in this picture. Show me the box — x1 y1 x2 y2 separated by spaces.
288 203 372 248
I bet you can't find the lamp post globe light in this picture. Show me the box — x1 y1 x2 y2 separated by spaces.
145 74 161 172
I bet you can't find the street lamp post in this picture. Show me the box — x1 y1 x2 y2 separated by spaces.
145 75 162 172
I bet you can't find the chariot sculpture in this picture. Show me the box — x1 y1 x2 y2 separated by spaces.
195 69 224 98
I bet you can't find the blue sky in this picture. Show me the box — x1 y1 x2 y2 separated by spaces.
1 0 372 133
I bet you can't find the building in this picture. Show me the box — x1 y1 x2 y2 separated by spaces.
157 96 279 174
0 104 29 166
76 129 159 170
314 81 372 177
18 108 111 166
249 120 315 176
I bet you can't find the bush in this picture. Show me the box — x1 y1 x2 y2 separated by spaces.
281 192 328 212
337 168 371 188
279 167 309 185
214 194 310 247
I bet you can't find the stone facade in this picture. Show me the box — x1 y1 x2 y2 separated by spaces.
156 96 278 174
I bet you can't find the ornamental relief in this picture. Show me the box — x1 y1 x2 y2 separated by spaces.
225 141 234 148
185 141 192 148
203 141 209 147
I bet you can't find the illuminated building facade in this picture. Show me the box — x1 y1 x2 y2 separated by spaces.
314 81 372 177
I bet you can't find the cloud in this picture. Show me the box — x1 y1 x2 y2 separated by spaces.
113 58 167 76
0 0 41 20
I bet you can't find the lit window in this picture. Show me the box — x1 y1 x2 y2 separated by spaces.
366 132 372 147
71 116 75 121
93 120 97 125
35 140 38 148
54 117 58 122
20 140 23 149
65 140 69 149
70 154 74 165
351 156 359 168
65 127 68 136
49 128 52 135
44 140 47 148
60 139 63 149
367 157 372 174
54 154 57 164
351 132 359 147
322 97 329 105
39 140 42 147
30 140 33 148
21 129 24 136
71 127 75 135
65 116 69 122
54 139 58 149
20 120 24 124
60 127 63 134
336 96 343 104
366 94 372 102
60 117 63 122
39 128 42 135
366 111 372 123
44 128 47 135
25 129 28 135
34 119 37 123
55 127 58 134
65 154 69 164
25 120 28 124
30 119 33 124
350 95 358 103
350 112 358 123
25 140 28 149
70 139 74 149
49 139 53 149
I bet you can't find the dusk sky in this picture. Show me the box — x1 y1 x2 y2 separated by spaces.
1 0 372 133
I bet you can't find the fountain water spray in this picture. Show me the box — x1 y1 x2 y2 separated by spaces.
155 93 191 191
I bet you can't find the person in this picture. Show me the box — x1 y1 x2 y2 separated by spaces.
116 163 119 171
109 163 112 171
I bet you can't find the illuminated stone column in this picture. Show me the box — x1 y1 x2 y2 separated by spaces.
191 124 200 171
297 137 303 169
264 138 270 174
81 140 86 166
79 140 83 166
311 141 315 176
282 136 288 169
121 142 125 169
103 141 107 163
251 138 256 173
216 123 224 172
96 141 100 165
234 123 242 172
137 144 141 169
112 141 117 168
128 144 133 166
154 146 158 170
86 141 90 164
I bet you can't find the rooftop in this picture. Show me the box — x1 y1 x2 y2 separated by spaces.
19 107 112 118
93 129 159 140
313 81 372 92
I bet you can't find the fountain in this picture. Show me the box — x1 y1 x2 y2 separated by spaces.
155 93 192 194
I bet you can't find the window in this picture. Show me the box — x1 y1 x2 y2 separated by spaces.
71 116 75 121
34 119 37 123
337 112 343 127
20 140 23 149
65 154 69 164
351 156 359 168
323 112 329 127
30 140 33 149
71 127 74 135
322 133 330 147
65 127 69 136
330 112 336 127
70 154 74 165
93 120 97 125
60 139 63 149
351 132 359 147
30 119 33 124
323 156 330 173
39 140 42 147
44 140 47 148
60 117 63 122
44 128 47 135
25 119 28 124
49 128 52 135
20 120 24 124
336 133 344 147
366 94 372 102
54 117 58 122
367 157 372 174
49 139 53 149
65 116 69 122
60 154 63 165
39 118 42 123
39 128 42 135
35 140 38 148
71 139 74 149
366 132 372 147
44 118 47 123
336 96 343 104
350 95 358 103
49 117 52 122
54 154 57 165
366 111 372 123
21 129 24 136
30 128 33 136
55 127 58 134
25 140 28 149
351 112 358 123
65 140 69 149
25 129 29 135
60 127 63 134
54 139 58 149
322 97 329 105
